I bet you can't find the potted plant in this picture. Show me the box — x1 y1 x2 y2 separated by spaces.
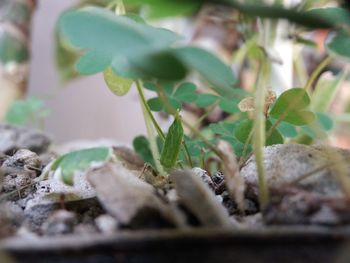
1 0 350 262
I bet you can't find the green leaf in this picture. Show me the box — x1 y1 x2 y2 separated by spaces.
227 1 337 29
147 97 163 112
132 135 155 167
219 98 240 113
160 117 184 168
76 51 111 74
276 121 298 138
269 88 315 125
311 71 345 112
173 82 197 102
143 82 157 91
55 33 80 82
59 7 182 80
103 67 133 96
5 97 49 127
234 119 283 145
209 122 237 137
326 30 350 60
234 119 253 144
196 94 219 108
129 50 187 80
305 7 350 27
173 46 237 98
51 147 111 185
0 31 28 63
124 0 202 19
315 112 333 131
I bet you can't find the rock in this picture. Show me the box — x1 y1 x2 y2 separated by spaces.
241 144 349 197
95 214 118 234
42 210 77 236
0 152 7 166
24 171 100 231
170 170 233 228
0 124 51 155
0 202 24 238
310 205 339 225
191 167 215 190
263 190 350 225
2 173 33 193
87 163 183 229
212 171 225 185
1 149 41 176
221 191 258 215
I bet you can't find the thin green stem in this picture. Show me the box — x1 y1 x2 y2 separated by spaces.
253 61 270 208
136 80 165 141
137 81 166 177
304 55 332 92
192 101 220 132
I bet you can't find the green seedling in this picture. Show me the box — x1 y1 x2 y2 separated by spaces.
50 0 350 206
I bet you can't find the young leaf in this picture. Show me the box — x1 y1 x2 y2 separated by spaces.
124 0 202 19
173 82 197 102
326 30 350 60
147 97 163 112
316 112 333 131
196 94 219 108
5 97 49 127
173 46 237 98
219 98 240 113
103 67 133 96
305 7 350 27
132 135 155 167
276 121 298 138
234 119 283 145
51 147 112 185
269 88 315 125
311 71 345 112
160 117 184 168
59 7 182 80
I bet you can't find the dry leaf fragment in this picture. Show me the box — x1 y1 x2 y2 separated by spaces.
218 140 246 213
170 170 233 228
238 89 276 115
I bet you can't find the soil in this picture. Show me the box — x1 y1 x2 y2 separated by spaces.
1 125 350 262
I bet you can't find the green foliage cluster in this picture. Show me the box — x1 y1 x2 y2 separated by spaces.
50 0 349 189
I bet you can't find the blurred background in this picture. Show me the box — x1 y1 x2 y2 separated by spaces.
1 0 349 149
28 0 145 144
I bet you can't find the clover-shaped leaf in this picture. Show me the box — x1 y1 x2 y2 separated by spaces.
103 67 133 96
195 94 219 108
51 147 112 185
269 88 315 126
326 30 350 60
234 119 283 146
146 82 197 112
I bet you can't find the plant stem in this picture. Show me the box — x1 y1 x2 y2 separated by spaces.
136 81 166 177
253 61 270 208
304 55 332 92
136 80 165 141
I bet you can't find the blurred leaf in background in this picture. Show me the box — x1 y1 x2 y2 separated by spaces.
5 96 50 128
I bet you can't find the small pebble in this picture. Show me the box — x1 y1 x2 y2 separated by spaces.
42 210 77 236
95 214 118 234
191 167 215 191
1 149 41 176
